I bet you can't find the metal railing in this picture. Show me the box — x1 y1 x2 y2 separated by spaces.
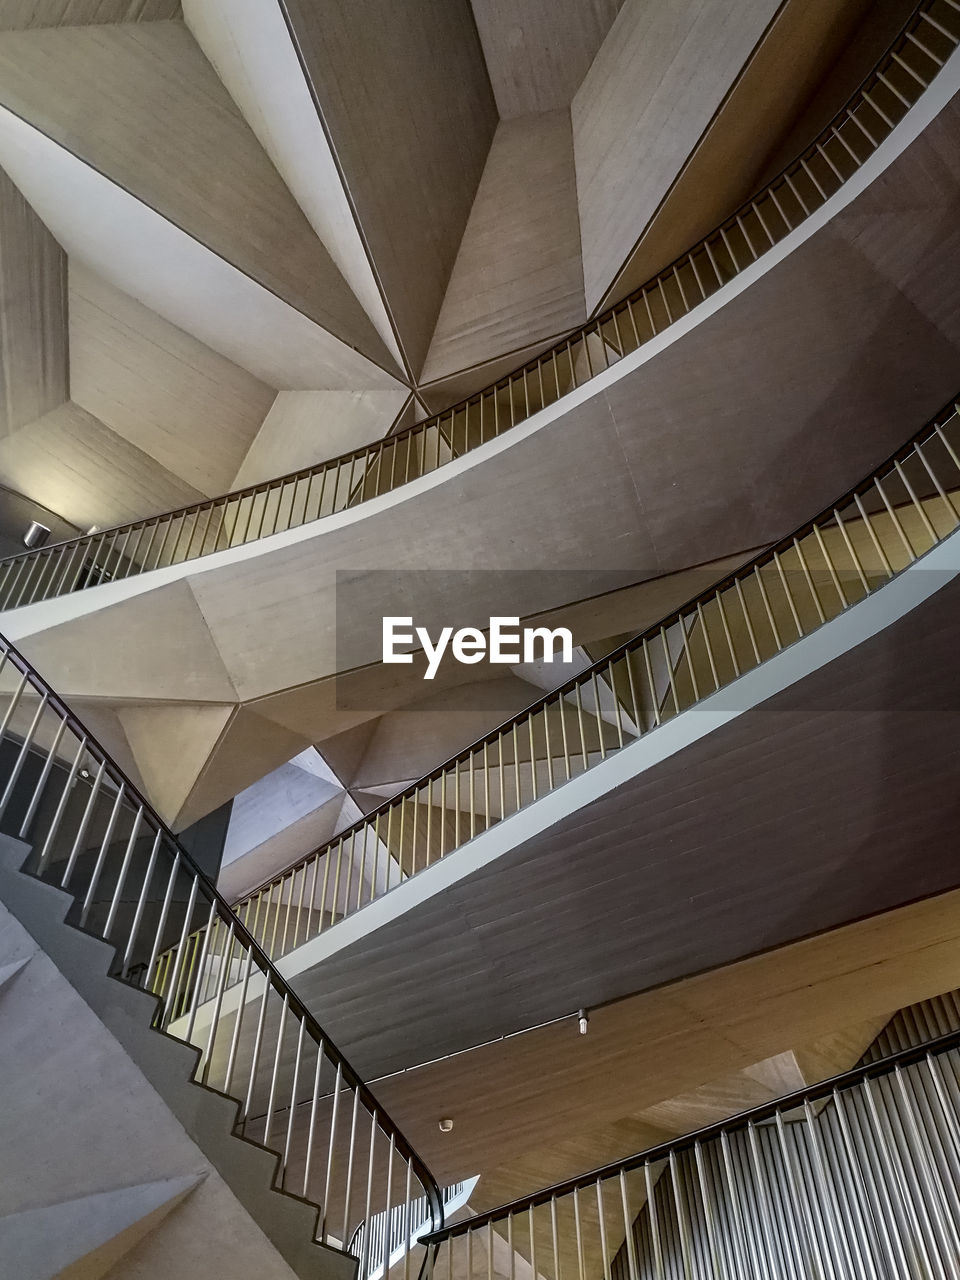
0 0 956 613
352 1180 476 1280
420 1030 960 1280
225 395 960 965
0 639 443 1267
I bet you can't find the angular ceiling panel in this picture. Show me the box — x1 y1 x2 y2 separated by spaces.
0 19 397 374
69 263 275 497
232 388 408 490
281 0 498 379
470 0 624 118
118 701 233 823
573 0 781 311
0 165 67 437
0 400 205 531
13 578 238 703
0 104 396 390
182 0 404 371
422 109 585 385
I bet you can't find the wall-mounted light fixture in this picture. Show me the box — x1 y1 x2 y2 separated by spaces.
578 1008 589 1035
23 521 50 549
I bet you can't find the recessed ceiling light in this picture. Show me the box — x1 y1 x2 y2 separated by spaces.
438 1118 454 1133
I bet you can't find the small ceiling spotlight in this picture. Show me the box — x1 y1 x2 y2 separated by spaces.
438 1118 454 1133
578 1008 589 1036
23 521 50 549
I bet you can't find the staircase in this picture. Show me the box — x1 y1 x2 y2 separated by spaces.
0 641 441 1279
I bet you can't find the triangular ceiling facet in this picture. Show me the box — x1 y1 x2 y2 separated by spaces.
0 20 401 378
0 1174 201 1280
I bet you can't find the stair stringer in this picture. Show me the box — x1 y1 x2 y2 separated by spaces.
0 832 358 1280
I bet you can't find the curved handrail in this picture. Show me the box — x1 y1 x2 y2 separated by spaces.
0 630 443 1258
229 393 960 964
0 0 956 612
418 1028 960 1280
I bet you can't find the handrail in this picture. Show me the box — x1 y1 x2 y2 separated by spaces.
227 393 960 962
0 631 444 1262
0 0 956 612
417 1028 960 1280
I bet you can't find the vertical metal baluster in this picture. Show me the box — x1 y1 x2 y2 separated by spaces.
241 976 273 1126
812 522 848 608
862 1075 936 1277
619 1170 640 1280
623 651 643 731
318 1057 341 1224
772 1110 819 1278
222 943 255 1095
875 471 920 562
893 1066 960 1266
550 1195 561 1280
641 638 661 725
772 550 804 639
894 457 938 545
573 683 589 770
60 759 106 890
342 1091 361 1246
915 437 960 523
122 827 162 977
669 1151 695 1280
595 1179 610 1280
852 491 894 580
35 731 88 874
804 1098 869 1280
79 779 127 927
183 898 218 1043
754 565 782 651
281 1017 306 1187
831 1087 885 1280
733 578 761 666
163 875 200 1028
720 1130 759 1280
793 536 826 622
199 918 235 1086
144 851 180 994
832 507 871 597
692 1141 724 1279
359 1111 379 1276
0 691 49 822
660 626 680 715
679 613 700 701
696 602 721 690
645 1161 666 1280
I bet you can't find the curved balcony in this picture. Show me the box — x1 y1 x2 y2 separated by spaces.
210 394 960 991
0 0 956 615
0 628 443 1265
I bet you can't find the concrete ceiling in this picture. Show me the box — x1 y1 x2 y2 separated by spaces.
0 0 909 547
3 77 959 832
